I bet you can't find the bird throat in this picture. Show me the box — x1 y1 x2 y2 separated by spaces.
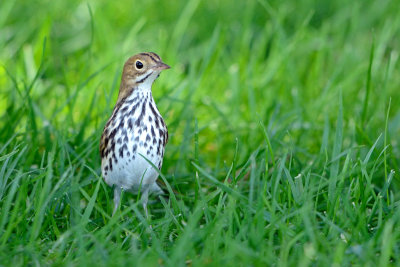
117 71 158 104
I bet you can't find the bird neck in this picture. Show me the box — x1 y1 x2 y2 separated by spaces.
117 81 153 104
130 86 154 101
117 69 160 104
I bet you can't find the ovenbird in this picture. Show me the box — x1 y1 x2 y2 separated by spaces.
100 52 170 217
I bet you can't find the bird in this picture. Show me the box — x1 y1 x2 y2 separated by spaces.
100 52 170 217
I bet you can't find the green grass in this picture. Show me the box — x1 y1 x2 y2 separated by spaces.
1 0 400 265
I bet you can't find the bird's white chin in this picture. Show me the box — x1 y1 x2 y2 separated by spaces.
147 71 161 84
136 70 161 89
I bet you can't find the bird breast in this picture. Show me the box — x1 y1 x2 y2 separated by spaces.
100 89 168 190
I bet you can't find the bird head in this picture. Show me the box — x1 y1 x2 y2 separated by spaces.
118 52 170 102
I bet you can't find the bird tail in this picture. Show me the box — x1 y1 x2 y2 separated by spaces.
151 182 165 195
154 179 180 196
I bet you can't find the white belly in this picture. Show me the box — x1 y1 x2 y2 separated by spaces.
102 147 162 193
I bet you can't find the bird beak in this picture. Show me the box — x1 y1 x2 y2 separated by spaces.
155 62 171 70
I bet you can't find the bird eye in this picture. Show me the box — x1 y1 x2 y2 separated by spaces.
135 60 144 69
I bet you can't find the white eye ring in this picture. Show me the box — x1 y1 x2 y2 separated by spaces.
135 60 144 70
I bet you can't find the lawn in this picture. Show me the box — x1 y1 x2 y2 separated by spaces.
1 0 400 266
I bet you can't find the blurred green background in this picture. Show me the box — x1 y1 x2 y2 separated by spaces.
1 0 400 265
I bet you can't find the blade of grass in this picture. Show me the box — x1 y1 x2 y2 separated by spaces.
384 97 391 204
361 39 375 126
329 91 343 204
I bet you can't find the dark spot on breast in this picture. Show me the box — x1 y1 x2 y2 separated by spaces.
146 134 151 142
110 140 116 156
117 138 122 144
109 158 113 171
100 135 110 157
130 103 140 116
148 115 152 122
121 106 129 114
135 101 147 126
149 101 158 118
151 126 156 137
154 118 159 129
132 144 137 153
119 143 128 158
128 118 133 129
109 128 117 139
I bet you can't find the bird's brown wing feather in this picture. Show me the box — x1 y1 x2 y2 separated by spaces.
99 132 107 158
